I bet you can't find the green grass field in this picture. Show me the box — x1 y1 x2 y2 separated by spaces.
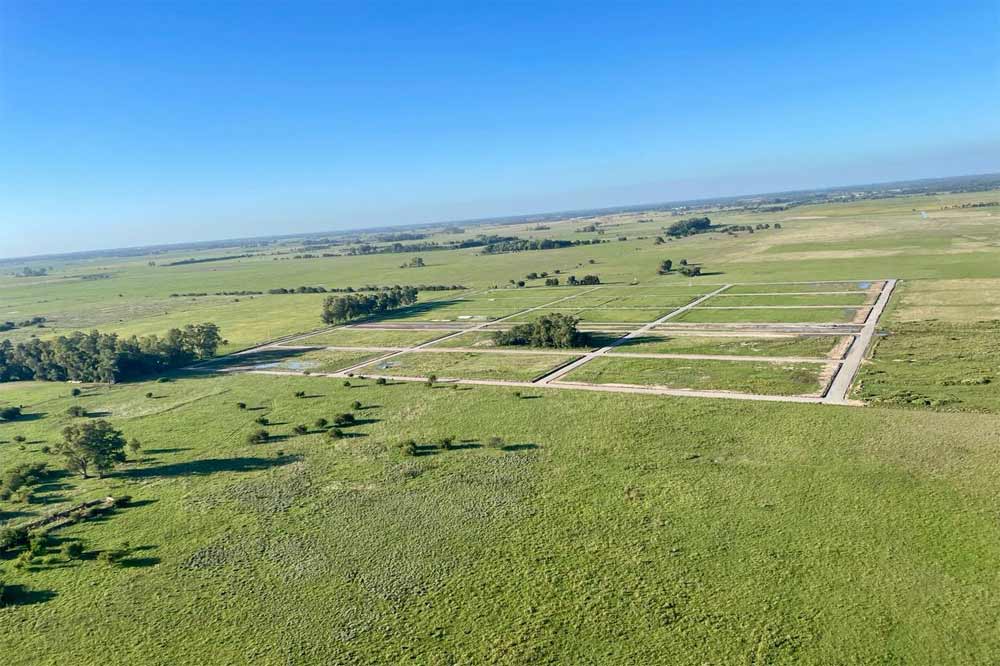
676 307 863 324
3 189 1000 664
708 293 871 307
614 333 844 358
292 327 451 348
359 351 577 382
562 356 828 395
5 374 999 664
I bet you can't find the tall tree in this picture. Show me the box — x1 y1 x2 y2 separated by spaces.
56 420 127 478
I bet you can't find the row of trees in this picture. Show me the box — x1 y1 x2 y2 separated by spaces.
665 216 713 237
0 323 222 383
321 286 419 324
493 313 590 349
170 283 465 297
480 238 581 254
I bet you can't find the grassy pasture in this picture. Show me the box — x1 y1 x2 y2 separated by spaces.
676 307 863 324
614 333 844 358
359 350 577 382
292 328 450 348
708 293 871 307
562 356 828 395
2 376 1000 663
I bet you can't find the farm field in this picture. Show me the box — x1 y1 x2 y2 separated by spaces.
290 327 450 348
613 333 845 358
708 293 871 307
675 306 864 324
3 189 1000 664
359 350 578 382
560 355 830 395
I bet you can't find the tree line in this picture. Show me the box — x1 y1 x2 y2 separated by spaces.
321 287 418 324
169 283 465 298
0 323 223 383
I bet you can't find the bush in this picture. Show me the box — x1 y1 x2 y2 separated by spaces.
236 402 247 410
351 400 362 410
438 436 455 450
294 391 306 398
314 417 328 429
13 435 26 444
399 439 418 456
246 429 269 444
66 405 87 417
98 542 130 566
127 439 141 455
292 424 308 436
63 541 84 559
145 392 154 399
70 387 82 397
0 527 28 553
487 436 506 449
513 391 522 399
343 380 351 387
254 416 269 425
426 374 437 387
328 428 344 440
333 413 356 427
375 377 387 385
28 535 49 556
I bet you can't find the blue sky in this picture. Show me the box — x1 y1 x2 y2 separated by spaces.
1 1 998 257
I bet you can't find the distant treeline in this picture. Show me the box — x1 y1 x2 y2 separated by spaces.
169 284 465 298
321 287 418 324
665 217 713 237
163 254 254 267
340 234 602 257
0 323 222 383
0 317 47 332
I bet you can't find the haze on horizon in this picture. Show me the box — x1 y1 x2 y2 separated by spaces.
2 0 998 258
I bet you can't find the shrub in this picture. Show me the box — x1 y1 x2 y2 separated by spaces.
145 392 154 399
343 380 351 387
70 388 82 397
66 405 87 417
246 429 269 444
294 391 306 398
487 436 506 449
328 428 344 440
426 374 437 387
333 413 356 427
98 542 130 566
375 377 387 385
28 535 49 556
0 527 29 553
438 436 455 450
293 424 308 436
127 438 141 455
351 400 362 410
254 416 269 425
314 417 328 429
236 402 247 410
13 435 26 443
513 391 522 399
40 445 51 454
399 439 418 456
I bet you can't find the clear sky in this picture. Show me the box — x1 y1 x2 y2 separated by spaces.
2 1 998 258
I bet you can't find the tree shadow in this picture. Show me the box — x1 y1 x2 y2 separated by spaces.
86 410 112 418
121 455 298 479
1 584 57 607
144 447 192 454
120 556 161 568
502 443 539 452
368 299 465 322
297 394 325 399
5 411 48 422
451 442 482 450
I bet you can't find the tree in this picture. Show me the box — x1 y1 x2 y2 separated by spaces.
333 413 355 427
70 387 82 397
63 541 84 559
56 420 126 478
351 400 362 410
314 417 328 429
375 377 387 385
579 275 600 285
679 264 702 277
66 405 87 417
127 438 142 455
328 427 344 440
236 402 247 410
493 313 590 349
293 424 308 436
545 277 559 286
658 259 673 274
